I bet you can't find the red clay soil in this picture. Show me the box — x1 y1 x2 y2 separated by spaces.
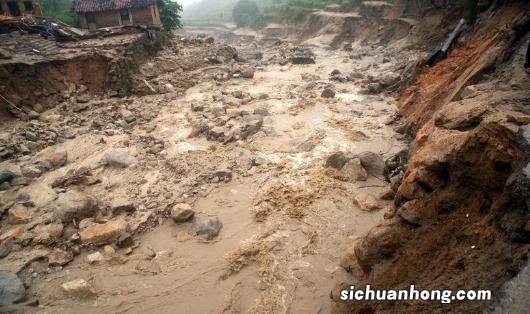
333 4 530 313
399 5 527 132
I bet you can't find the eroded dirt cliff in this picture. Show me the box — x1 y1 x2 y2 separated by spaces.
335 3 530 313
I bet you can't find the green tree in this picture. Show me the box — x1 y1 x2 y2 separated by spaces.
41 0 79 26
232 0 260 28
158 0 183 31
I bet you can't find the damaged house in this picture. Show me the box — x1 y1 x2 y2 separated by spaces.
73 0 161 30
0 0 42 16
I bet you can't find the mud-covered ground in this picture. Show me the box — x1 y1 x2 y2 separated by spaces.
0 27 413 312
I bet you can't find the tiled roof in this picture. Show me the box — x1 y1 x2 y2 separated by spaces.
73 0 156 13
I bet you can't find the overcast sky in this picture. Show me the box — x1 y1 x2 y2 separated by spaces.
179 0 199 8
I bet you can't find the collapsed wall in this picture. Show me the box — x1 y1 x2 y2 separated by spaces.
334 3 530 313
0 31 168 119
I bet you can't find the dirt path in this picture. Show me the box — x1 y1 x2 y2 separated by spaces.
1 29 406 313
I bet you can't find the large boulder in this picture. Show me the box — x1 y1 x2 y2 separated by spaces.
354 218 405 274
171 203 195 223
120 109 136 123
325 152 353 169
0 271 25 304
61 279 96 299
189 218 223 240
79 219 128 245
54 190 98 223
338 158 368 182
321 88 336 98
357 152 385 176
35 145 67 168
0 170 15 184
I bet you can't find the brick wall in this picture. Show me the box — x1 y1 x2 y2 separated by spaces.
95 10 120 28
78 14 87 29
76 5 162 29
131 6 153 25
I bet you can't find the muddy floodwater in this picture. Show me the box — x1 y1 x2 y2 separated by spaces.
0 28 407 313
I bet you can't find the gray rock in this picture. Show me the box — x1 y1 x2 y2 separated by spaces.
357 152 385 176
121 109 136 123
0 170 15 184
10 176 28 187
231 91 243 99
78 218 95 230
241 116 263 139
28 110 40 120
305 81 317 90
21 165 42 178
321 88 336 98
63 131 76 139
211 169 232 182
190 218 223 240
110 199 135 213
253 108 269 116
76 94 91 103
366 82 382 94
207 126 229 142
390 172 404 192
171 203 195 223
291 55 315 64
25 131 37 141
0 148 14 159
253 93 269 100
54 190 98 222
0 182 10 190
379 72 400 87
461 85 479 99
339 158 368 182
325 152 353 169
0 271 25 304
101 150 137 168
37 160 53 172
87 252 105 264
35 145 67 168
19 144 30 155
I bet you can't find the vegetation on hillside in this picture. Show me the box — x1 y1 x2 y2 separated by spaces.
183 0 274 26
183 0 361 27
41 0 78 26
232 0 264 28
158 0 183 30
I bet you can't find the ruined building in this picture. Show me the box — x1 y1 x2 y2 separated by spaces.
73 0 161 30
0 0 42 16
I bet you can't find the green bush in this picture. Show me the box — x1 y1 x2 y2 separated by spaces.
41 0 79 26
158 0 183 31
232 0 262 28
